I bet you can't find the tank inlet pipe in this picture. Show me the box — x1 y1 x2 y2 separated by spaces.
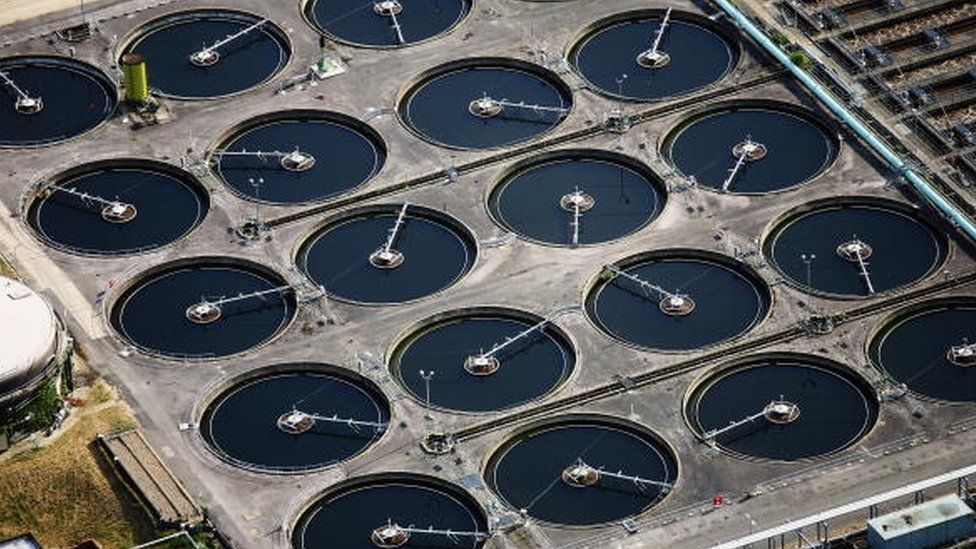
0 70 42 114
370 519 490 548
721 136 767 192
373 1 406 44
560 186 595 245
948 340 976 367
836 236 875 294
189 19 269 67
702 398 800 443
637 7 673 68
369 203 409 269
468 92 570 119
185 285 293 324
276 408 387 434
462 306 575 376
40 181 137 223
562 458 673 491
603 263 696 316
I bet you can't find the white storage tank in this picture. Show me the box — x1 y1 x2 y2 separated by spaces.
0 276 65 406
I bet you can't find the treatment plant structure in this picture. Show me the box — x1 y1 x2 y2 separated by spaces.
3 0 976 547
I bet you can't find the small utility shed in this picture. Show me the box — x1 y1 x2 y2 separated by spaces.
867 494 975 548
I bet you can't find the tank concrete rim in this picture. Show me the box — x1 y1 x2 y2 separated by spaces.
207 108 388 206
484 148 669 249
564 8 743 103
292 203 479 307
23 157 211 258
582 247 774 355
681 351 880 464
658 98 841 197
480 412 681 530
299 0 472 50
115 8 294 101
104 255 298 363
191 361 393 475
759 195 950 301
395 56 575 152
385 305 580 415
0 54 119 150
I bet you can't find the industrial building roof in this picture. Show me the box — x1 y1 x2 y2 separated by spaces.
867 494 975 540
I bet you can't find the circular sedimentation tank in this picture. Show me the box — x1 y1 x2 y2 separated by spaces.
26 160 209 255
585 250 770 351
0 55 117 147
304 0 470 48
118 10 290 99
870 298 976 402
569 10 738 101
210 111 386 204
200 364 389 472
484 415 677 526
388 308 575 412
487 150 667 246
110 258 296 358
685 354 878 461
291 473 489 548
763 198 947 297
297 205 476 304
399 58 573 149
662 101 838 193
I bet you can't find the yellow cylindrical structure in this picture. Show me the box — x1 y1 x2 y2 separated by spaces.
121 53 149 103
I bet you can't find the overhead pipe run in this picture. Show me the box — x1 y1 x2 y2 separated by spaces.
710 0 976 243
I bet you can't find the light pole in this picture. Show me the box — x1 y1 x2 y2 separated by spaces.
419 369 435 421
800 253 816 314
248 177 264 229
615 73 628 108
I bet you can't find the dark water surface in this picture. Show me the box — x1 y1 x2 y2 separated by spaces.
293 479 486 549
872 303 976 402
401 63 571 149
393 314 574 411
111 264 295 358
299 208 475 304
766 203 945 296
666 107 836 193
308 0 470 47
30 166 207 255
571 15 737 100
688 361 877 460
489 156 665 245
122 13 289 98
0 57 116 146
215 116 385 204
586 257 768 350
486 421 676 525
202 369 388 471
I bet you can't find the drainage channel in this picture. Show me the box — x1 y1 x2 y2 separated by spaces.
260 69 786 231
452 267 976 442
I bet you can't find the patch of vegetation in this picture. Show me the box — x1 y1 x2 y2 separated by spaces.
89 380 113 405
2 382 61 436
0 251 15 279
790 50 814 70
0 404 164 548
770 29 789 46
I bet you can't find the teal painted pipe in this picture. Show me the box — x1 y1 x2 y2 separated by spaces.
712 0 976 242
